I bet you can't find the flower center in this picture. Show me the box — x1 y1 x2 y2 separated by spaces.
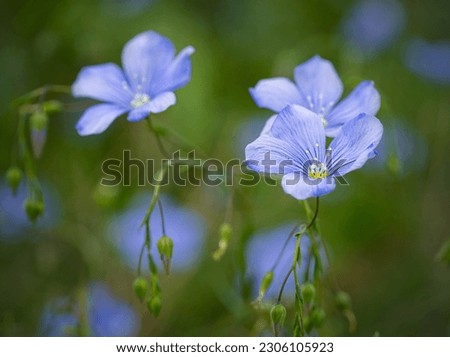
308 162 329 179
319 114 328 127
131 93 150 108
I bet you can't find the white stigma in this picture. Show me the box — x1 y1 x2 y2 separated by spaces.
131 93 150 108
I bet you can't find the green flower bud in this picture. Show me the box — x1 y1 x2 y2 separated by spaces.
6 167 22 194
133 277 148 302
310 307 326 327
42 100 63 114
157 236 174 274
24 198 44 222
30 111 48 131
270 303 286 336
147 294 162 317
258 271 274 300
335 291 352 311
212 223 232 261
301 283 316 304
437 240 450 266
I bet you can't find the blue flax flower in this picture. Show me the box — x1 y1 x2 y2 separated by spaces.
245 105 383 200
250 55 380 137
72 31 194 135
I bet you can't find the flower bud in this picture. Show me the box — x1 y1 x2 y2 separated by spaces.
258 271 274 300
157 236 174 274
30 111 48 131
24 198 44 222
6 166 22 194
270 303 286 336
310 306 326 327
133 277 148 302
147 294 162 317
300 283 316 304
212 223 232 261
335 291 352 311
42 100 63 114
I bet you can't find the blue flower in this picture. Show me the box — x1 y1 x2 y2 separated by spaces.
249 55 380 137
342 0 406 56
39 282 140 337
404 39 450 85
109 194 205 272
72 31 194 135
245 105 383 200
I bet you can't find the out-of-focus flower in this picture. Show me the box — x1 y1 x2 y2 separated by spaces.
368 119 427 175
342 0 406 55
109 195 205 272
72 31 194 135
247 224 314 299
0 182 60 241
39 283 139 337
250 55 380 137
404 39 450 85
245 105 383 200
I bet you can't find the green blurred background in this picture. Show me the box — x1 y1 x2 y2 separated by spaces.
1 0 449 336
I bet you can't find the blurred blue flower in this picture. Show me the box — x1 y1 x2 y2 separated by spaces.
250 55 380 137
404 39 450 85
0 182 60 241
342 0 406 55
245 105 383 200
72 31 194 135
109 194 205 272
40 282 140 337
368 119 427 175
246 224 311 299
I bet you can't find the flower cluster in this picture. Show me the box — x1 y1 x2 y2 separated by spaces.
246 56 383 200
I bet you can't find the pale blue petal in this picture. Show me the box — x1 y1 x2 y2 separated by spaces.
249 78 304 112
76 104 127 136
245 135 302 175
151 46 195 94
260 115 277 136
326 81 380 136
245 105 325 175
282 173 336 200
328 113 383 176
121 31 175 94
270 105 326 165
127 92 176 122
72 63 132 107
293 55 343 115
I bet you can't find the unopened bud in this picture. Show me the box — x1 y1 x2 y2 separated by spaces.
270 303 286 336
30 111 48 131
310 307 326 327
42 100 63 114
133 277 148 302
212 223 232 261
157 236 174 274
147 294 162 317
24 198 44 222
301 283 316 304
335 291 352 311
6 167 22 194
257 271 274 301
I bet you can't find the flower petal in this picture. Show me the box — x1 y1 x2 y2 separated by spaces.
260 115 277 136
151 46 195 94
293 55 343 115
328 113 383 176
249 78 303 112
282 173 336 200
326 81 381 136
127 92 176 122
72 63 132 107
122 31 176 95
76 104 127 136
245 105 325 175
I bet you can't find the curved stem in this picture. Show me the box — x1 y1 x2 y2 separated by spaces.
157 198 167 236
146 117 171 158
